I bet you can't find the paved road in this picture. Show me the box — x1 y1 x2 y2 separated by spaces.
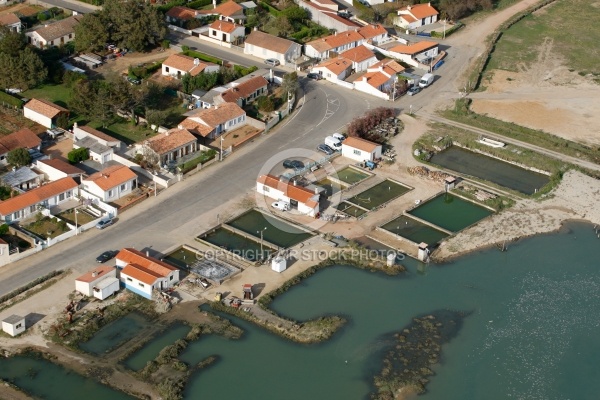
34 0 100 14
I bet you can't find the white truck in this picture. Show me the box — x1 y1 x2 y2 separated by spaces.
418 73 434 88
324 136 342 149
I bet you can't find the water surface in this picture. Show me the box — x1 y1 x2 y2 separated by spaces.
79 312 150 355
408 193 492 232
123 323 191 371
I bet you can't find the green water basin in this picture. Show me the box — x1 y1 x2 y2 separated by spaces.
347 179 411 210
381 215 449 246
334 166 370 185
408 193 492 232
200 227 273 261
316 178 347 197
79 312 151 355
123 323 191 371
335 201 368 217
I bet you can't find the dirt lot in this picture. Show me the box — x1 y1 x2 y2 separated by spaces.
95 48 177 77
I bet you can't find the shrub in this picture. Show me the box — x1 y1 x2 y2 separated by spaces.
257 95 275 112
7 148 32 167
0 224 9 235
67 147 89 164
346 107 395 143
0 91 23 108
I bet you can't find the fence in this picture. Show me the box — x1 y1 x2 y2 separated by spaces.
168 25 192 35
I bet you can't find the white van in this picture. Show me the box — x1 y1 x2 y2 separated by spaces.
332 133 345 142
324 136 342 149
418 73 434 88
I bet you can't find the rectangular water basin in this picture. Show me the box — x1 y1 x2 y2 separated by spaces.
163 247 198 269
381 215 449 246
346 179 411 210
334 166 370 185
335 202 368 217
430 146 550 195
199 227 273 261
226 209 313 248
316 178 347 197
123 323 191 371
408 193 493 232
79 312 151 356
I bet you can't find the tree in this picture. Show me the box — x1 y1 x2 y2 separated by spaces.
6 148 32 167
0 26 25 57
0 48 48 90
145 109 168 131
67 148 89 164
69 80 115 127
0 224 9 235
281 72 299 99
55 113 69 129
74 13 109 52
274 15 293 36
103 0 167 51
282 6 308 25
257 96 275 112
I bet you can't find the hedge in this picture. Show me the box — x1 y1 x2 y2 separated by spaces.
0 270 64 305
188 0 212 9
180 149 217 174
182 50 221 65
0 91 23 108
260 1 281 16
430 21 464 38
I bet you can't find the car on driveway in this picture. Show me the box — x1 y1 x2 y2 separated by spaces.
272 201 290 211
95 218 114 230
307 73 321 80
264 58 280 67
407 86 421 96
96 250 118 263
283 159 304 169
317 144 334 155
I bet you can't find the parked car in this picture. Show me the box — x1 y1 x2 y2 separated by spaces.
96 250 118 263
283 159 304 169
324 136 342 149
272 201 290 211
95 218 114 230
264 58 280 67
317 144 335 155
307 73 321 80
407 86 421 96
332 133 345 142
127 77 141 85
337 11 351 18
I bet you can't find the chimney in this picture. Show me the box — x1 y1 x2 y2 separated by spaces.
73 122 78 129
146 250 150 257
92 271 97 277
195 11 199 16
165 131 170 136
213 0 217 8
292 180 297 186
363 76 368 82
407 5 411 10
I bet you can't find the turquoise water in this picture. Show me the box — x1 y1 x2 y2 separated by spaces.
0 354 133 400
179 221 600 400
430 146 550 195
123 323 191 371
226 209 313 248
79 313 151 355
408 193 493 232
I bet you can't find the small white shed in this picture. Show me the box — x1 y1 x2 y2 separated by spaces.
75 266 119 300
2 314 25 337
271 256 287 273
341 137 382 162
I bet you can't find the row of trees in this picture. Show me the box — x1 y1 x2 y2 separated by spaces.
75 0 167 53
180 65 259 94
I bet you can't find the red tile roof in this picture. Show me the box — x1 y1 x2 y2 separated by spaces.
400 13 417 23
209 20 241 34
145 128 196 155
0 128 41 154
0 177 77 216
24 98 69 119
369 59 405 73
163 53 217 76
178 119 214 137
358 71 392 89
357 24 387 40
84 165 137 191
0 13 20 26
37 158 84 175
213 0 243 17
339 45 376 63
398 3 439 19
244 30 296 54
257 174 319 204
389 41 438 55
117 248 177 278
166 6 197 20
314 57 352 75
187 102 245 129
76 266 115 283
342 136 380 152
306 30 364 53
121 264 161 285
220 76 268 103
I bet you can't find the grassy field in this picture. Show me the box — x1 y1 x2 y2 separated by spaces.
22 84 73 108
484 0 600 77
88 118 156 145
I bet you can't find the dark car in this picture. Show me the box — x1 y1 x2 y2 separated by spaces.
283 159 304 169
407 86 421 96
317 144 334 155
307 73 321 80
96 250 118 263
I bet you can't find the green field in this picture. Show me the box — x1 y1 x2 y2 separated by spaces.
484 0 600 78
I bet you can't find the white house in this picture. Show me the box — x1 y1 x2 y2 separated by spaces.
339 45 378 72
25 15 82 49
311 57 353 81
0 13 21 33
179 102 246 139
35 158 84 182
73 136 114 165
197 0 247 24
353 61 400 100
341 137 382 162
1 315 25 337
116 248 180 299
161 53 219 79
208 20 245 44
216 75 268 107
357 24 389 46
257 174 320 217
82 165 137 202
139 128 198 167
244 30 302 66
0 128 41 166
72 123 122 150
75 266 119 300
0 177 78 223
394 3 439 30
387 41 439 68
304 30 365 60
23 99 69 129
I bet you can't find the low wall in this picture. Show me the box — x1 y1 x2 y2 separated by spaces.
112 153 175 187
196 34 233 48
78 191 119 218
169 25 192 35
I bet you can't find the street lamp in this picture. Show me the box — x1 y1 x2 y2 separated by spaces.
220 136 224 161
74 208 79 236
257 227 267 257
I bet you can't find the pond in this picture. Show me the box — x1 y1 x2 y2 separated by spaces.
381 215 449 246
346 179 411 210
335 201 368 217
226 209 313 248
123 323 191 371
316 178 346 197
430 146 550 195
163 247 198 269
199 227 273 261
333 166 371 185
0 354 133 400
408 193 493 232
79 312 151 355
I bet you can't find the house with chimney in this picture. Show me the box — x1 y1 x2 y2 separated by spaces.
214 75 268 107
311 58 353 81
137 128 198 167
82 165 137 202
179 102 246 140
25 15 82 49
256 174 320 217
208 19 245 45
35 158 84 183
244 30 302 66
71 124 123 167
116 248 180 299
394 3 439 30
197 0 247 24
23 99 69 129
0 128 41 166
357 24 389 46
304 30 365 60
353 60 403 100
161 53 220 79
0 177 78 223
